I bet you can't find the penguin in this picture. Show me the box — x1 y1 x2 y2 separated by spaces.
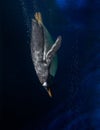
30 12 62 97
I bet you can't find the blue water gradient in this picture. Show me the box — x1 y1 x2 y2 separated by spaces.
56 0 87 9
2 0 100 129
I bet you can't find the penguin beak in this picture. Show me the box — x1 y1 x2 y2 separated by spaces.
47 88 52 97
42 82 52 97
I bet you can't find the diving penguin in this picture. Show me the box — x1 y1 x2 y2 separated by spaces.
30 12 62 97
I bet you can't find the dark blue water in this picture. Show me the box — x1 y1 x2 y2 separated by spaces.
1 0 100 129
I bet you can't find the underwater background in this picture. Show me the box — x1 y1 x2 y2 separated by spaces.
1 0 100 129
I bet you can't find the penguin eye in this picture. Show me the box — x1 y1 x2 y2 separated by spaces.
43 82 48 87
